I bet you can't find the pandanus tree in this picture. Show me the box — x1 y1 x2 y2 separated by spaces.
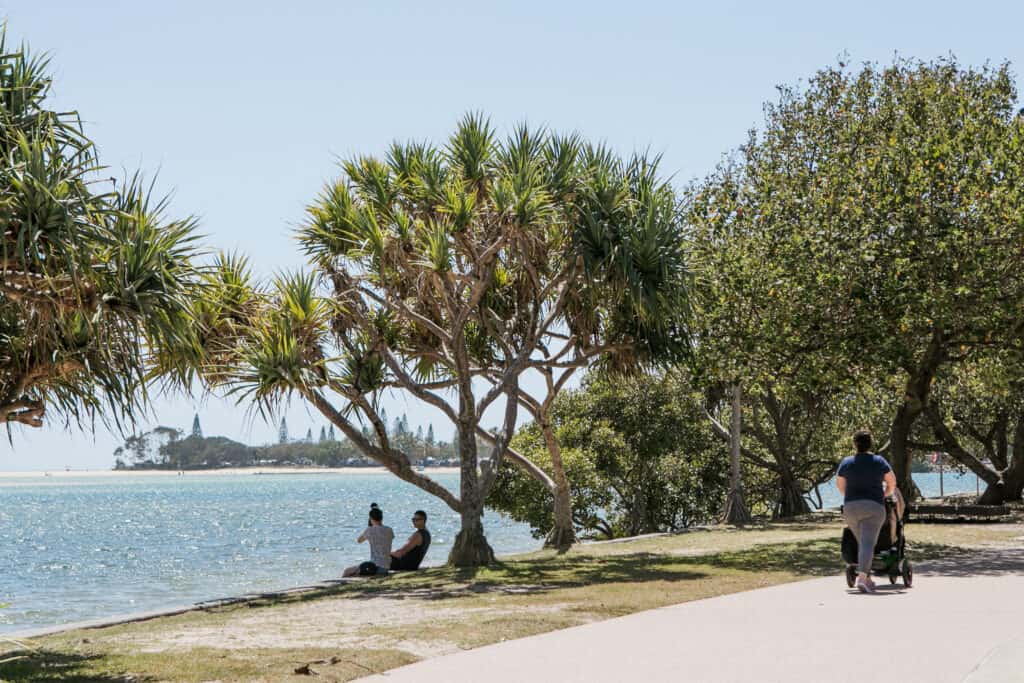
476 140 691 549
203 115 689 564
689 59 1024 501
1 30 201 434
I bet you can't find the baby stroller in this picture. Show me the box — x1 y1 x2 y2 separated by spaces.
841 493 913 588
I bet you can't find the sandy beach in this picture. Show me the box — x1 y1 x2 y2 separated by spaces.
0 466 461 479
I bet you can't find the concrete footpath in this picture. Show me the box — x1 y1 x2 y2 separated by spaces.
357 548 1024 683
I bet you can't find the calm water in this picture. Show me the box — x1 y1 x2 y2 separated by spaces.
0 473 538 635
813 471 984 509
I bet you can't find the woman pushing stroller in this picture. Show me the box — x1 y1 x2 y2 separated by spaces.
836 429 898 593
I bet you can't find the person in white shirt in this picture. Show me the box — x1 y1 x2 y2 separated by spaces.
342 504 394 576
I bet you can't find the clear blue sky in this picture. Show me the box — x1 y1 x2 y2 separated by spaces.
2 0 1021 470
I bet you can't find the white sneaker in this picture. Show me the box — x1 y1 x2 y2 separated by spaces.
855 577 876 594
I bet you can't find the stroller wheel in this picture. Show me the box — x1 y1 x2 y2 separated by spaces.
845 566 857 588
902 560 913 588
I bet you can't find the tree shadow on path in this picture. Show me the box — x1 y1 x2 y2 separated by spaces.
915 545 1024 577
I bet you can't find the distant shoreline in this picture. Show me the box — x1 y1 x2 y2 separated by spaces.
0 466 461 479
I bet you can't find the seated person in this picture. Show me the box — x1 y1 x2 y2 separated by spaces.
389 510 431 571
342 505 394 577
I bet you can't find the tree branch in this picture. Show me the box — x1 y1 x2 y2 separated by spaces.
480 379 520 498
1 399 45 428
476 427 556 491
704 408 778 472
546 366 579 411
924 403 1001 486
358 285 453 345
377 345 459 423
303 387 462 511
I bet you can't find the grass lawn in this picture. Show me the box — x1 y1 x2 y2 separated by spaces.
2 515 1021 682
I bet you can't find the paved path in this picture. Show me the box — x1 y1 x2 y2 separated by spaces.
358 548 1024 683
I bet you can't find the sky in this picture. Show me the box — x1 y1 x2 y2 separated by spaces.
2 0 1022 470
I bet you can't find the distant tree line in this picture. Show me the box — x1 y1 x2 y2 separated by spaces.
114 413 459 470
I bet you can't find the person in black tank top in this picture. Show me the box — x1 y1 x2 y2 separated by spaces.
390 510 431 571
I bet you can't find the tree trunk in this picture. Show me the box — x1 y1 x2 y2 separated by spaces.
540 420 576 551
977 450 1024 504
448 421 494 567
449 505 495 566
889 404 922 501
889 337 945 501
477 430 573 546
630 489 646 536
1003 464 1024 501
723 385 752 525
547 485 576 550
977 481 1007 505
775 470 811 518
1004 416 1024 501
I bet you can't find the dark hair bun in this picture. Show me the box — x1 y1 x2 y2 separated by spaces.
370 502 379 509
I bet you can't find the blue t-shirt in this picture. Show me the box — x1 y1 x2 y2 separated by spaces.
837 453 892 505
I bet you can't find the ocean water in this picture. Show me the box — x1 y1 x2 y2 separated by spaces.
812 471 985 509
0 472 539 635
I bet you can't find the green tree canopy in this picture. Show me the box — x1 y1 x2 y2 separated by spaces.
492 371 728 539
688 58 1024 499
0 28 201 435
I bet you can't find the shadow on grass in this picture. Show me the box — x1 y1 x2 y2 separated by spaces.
225 535 1013 612
239 556 712 606
0 650 148 683
695 539 840 576
240 538 851 608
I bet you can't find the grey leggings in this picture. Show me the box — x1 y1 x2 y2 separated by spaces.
843 500 886 573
